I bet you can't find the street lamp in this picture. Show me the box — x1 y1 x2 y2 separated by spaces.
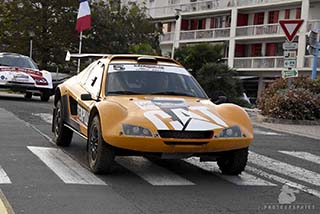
29 31 35 59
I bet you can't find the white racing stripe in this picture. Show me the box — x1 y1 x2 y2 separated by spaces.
0 166 11 184
279 151 320 164
184 157 276 186
249 152 320 186
116 157 194 186
28 146 106 185
246 166 320 199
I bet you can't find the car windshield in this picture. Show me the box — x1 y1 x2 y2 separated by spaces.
106 64 208 98
0 55 38 69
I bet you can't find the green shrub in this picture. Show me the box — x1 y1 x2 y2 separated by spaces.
258 77 320 120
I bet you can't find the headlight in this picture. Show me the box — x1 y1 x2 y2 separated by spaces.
122 124 152 137
219 125 242 138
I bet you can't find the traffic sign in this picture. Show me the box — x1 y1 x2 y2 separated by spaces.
282 69 298 79
284 59 297 68
282 42 298 50
279 20 304 42
284 51 297 59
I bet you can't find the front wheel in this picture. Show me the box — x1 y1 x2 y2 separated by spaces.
217 148 248 175
88 115 115 174
52 100 73 147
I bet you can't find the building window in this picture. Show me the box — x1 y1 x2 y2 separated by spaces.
254 12 264 25
296 8 301 19
268 11 279 24
285 9 290 19
251 44 262 57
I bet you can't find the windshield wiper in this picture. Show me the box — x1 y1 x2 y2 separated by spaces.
108 90 142 95
0 63 11 66
149 91 196 97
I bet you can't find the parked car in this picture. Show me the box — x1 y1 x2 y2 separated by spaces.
0 52 53 101
52 54 253 175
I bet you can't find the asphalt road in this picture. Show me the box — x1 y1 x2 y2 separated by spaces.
0 93 319 214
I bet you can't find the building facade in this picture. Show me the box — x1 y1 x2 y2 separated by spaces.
126 0 320 99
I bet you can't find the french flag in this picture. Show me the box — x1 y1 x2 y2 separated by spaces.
76 0 91 33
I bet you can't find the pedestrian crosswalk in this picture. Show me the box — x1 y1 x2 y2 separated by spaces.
0 166 11 184
1 147 320 199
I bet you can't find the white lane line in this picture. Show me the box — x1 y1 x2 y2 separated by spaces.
249 152 320 187
116 157 195 186
279 151 320 165
0 166 11 184
184 157 276 186
246 166 320 199
32 113 52 124
27 146 106 185
254 128 283 136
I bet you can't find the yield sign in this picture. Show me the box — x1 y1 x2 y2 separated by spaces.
279 20 304 42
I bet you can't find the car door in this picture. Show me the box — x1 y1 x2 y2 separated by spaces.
76 61 105 136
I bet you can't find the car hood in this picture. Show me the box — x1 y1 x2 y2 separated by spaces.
106 95 230 131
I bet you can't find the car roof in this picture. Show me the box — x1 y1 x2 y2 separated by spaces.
0 52 29 58
103 54 182 67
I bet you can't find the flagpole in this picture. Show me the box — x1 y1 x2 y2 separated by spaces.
77 31 83 73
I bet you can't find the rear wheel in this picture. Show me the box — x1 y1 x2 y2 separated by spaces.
40 92 50 102
53 100 73 147
24 92 32 100
88 115 115 174
217 148 248 175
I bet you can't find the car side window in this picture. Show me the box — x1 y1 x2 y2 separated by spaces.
79 61 98 85
83 61 105 98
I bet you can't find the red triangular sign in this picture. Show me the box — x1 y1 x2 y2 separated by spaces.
279 20 304 42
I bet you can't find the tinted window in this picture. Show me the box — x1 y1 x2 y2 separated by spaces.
106 66 207 98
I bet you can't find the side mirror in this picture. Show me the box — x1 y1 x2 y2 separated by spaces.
214 96 227 104
81 93 93 101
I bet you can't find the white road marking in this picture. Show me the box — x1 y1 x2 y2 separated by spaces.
32 113 52 124
279 151 320 165
116 157 195 186
254 128 283 136
246 166 320 199
0 166 11 184
184 157 276 186
27 146 106 185
249 152 320 186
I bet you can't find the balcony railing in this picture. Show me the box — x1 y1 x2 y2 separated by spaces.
180 28 230 41
236 23 281 37
148 0 234 18
160 32 174 42
304 56 320 68
307 20 320 32
236 0 296 7
234 56 284 69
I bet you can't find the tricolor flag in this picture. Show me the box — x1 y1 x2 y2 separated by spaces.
76 0 91 33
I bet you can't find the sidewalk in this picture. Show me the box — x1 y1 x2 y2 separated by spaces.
245 108 320 140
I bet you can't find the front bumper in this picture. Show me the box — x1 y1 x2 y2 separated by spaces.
104 135 252 153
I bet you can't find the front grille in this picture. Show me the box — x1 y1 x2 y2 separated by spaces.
158 130 213 139
164 141 209 146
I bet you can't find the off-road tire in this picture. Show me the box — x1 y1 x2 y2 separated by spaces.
88 115 115 174
53 100 73 147
217 148 248 175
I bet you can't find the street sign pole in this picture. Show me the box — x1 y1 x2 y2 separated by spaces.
312 46 319 80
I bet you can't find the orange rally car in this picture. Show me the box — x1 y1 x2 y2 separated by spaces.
52 54 253 175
